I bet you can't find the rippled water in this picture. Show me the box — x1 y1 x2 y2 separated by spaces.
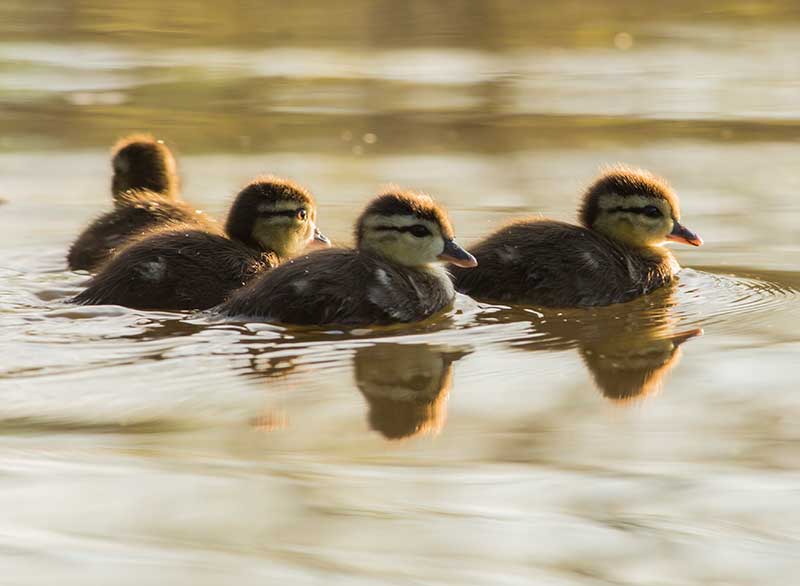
2 3 800 584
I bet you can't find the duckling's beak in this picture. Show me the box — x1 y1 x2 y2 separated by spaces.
313 226 331 246
666 220 703 247
438 239 478 268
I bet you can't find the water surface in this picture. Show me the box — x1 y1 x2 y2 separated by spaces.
1 3 799 584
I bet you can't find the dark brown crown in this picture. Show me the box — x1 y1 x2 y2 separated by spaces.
111 134 178 197
578 166 679 228
224 176 315 249
355 190 454 244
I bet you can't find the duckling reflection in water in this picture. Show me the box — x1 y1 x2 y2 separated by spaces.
509 285 701 402
73 177 329 311
581 327 700 402
219 189 476 326
68 134 216 271
354 343 469 440
452 166 703 307
240 342 467 439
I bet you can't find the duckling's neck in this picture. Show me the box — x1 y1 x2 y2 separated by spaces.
415 263 455 295
606 238 679 288
642 244 681 273
418 262 449 277
635 243 672 262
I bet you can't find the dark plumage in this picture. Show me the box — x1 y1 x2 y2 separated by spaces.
73 177 323 311
110 134 179 198
67 190 215 272
452 166 701 307
67 134 212 272
73 227 274 311
220 248 455 325
452 219 673 307
218 190 474 326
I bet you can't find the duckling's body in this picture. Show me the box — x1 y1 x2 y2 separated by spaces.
67 134 213 271
452 219 674 306
452 167 702 307
218 190 476 326
221 248 454 325
73 178 327 311
73 227 274 311
67 190 214 272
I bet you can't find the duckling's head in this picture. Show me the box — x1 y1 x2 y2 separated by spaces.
225 177 329 259
111 134 179 200
355 190 477 268
579 166 702 249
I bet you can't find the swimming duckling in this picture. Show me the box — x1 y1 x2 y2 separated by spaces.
452 166 703 307
67 134 214 271
218 189 477 326
73 177 329 311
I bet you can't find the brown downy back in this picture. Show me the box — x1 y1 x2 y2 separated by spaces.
111 134 179 199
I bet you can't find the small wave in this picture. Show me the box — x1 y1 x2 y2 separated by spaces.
672 267 800 332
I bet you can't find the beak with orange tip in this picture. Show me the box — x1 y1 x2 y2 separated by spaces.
438 239 477 268
666 220 703 247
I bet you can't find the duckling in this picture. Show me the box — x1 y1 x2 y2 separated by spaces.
73 177 329 311
452 166 703 307
67 134 214 271
218 189 477 326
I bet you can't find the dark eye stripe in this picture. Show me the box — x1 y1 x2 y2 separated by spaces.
259 208 306 218
373 225 430 234
607 206 662 216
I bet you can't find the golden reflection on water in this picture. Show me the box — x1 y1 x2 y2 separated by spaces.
353 343 467 440
505 285 703 402
223 282 714 440
238 338 466 440
581 327 700 402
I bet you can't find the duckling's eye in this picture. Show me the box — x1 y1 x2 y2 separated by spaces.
643 205 662 218
408 225 431 238
296 208 308 221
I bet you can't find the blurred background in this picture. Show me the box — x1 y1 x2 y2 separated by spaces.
1 2 799 585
